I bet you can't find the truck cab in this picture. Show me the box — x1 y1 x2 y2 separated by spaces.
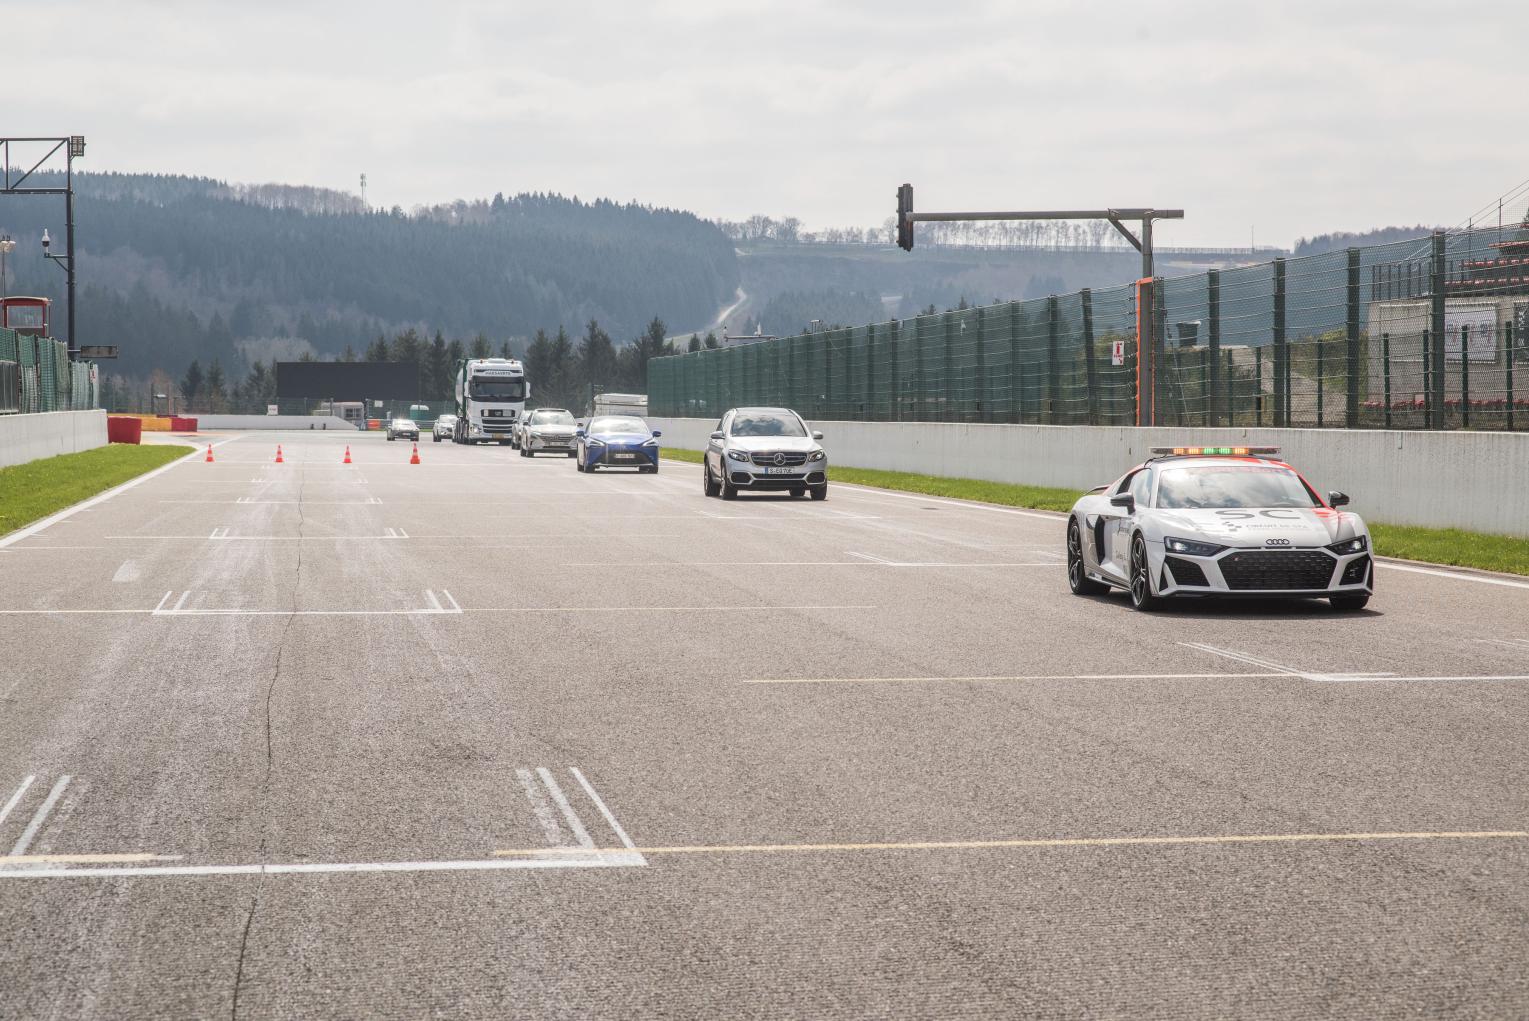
453 358 528 444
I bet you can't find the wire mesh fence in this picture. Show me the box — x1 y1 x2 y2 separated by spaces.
0 327 97 414
650 226 1529 431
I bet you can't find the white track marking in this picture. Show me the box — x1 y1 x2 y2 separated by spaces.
744 672 1290 685
1377 560 1529 590
1476 638 1529 650
569 768 645 863
171 591 191 613
0 445 201 549
0 856 642 880
0 776 36 827
0 603 874 617
152 591 172 613
110 561 141 583
516 768 566 847
424 590 443 612
536 768 596 850
1180 643 1396 683
10 776 70 857
441 590 461 612
846 551 896 565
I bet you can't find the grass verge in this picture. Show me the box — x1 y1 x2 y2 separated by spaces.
0 443 191 536
661 447 1529 577
1369 524 1529 577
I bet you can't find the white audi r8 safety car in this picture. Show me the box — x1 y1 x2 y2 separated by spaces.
1065 446 1373 612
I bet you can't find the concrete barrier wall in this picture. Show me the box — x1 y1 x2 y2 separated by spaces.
648 417 1529 538
0 410 109 468
196 415 358 431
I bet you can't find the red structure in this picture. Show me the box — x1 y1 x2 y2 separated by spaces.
0 295 50 336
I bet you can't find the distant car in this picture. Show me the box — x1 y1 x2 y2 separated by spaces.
518 408 579 457
1065 445 1373 612
703 407 827 500
432 414 458 442
386 417 420 441
575 415 661 473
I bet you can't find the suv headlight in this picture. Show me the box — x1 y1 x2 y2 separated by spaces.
808 449 825 462
642 437 658 447
1327 535 1368 555
727 448 751 462
587 436 605 447
1164 536 1226 556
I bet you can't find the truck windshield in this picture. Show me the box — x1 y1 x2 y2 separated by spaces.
469 379 525 400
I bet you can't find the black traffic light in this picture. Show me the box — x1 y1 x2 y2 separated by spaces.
896 183 914 251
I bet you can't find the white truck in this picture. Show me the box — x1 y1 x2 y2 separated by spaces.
591 392 647 420
453 357 528 444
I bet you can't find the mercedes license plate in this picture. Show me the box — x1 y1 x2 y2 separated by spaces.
763 466 795 475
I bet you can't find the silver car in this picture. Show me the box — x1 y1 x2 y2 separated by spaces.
1066 446 1373 612
386 417 419 441
703 407 828 501
432 414 457 442
518 408 579 458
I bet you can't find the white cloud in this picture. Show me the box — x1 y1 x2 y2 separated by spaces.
9 0 1529 244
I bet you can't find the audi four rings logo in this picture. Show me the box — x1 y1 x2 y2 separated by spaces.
773 453 786 465
1265 538 1291 546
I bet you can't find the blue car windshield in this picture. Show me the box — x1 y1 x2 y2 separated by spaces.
589 416 648 435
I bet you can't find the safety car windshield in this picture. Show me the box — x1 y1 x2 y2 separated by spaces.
1155 466 1321 509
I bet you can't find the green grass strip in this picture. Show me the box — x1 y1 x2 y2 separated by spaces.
0 443 192 536
661 447 1529 577
1369 524 1529 577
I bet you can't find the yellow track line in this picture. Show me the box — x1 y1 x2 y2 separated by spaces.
494 830 1528 858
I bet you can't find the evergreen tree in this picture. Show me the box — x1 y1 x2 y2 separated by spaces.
469 334 492 359
180 360 204 408
547 326 575 408
524 329 553 405
688 336 701 353
341 345 358 362
366 335 390 361
577 320 618 395
427 332 451 399
205 360 228 412
703 332 719 350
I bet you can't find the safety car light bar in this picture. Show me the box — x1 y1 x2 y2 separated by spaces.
1149 446 1282 457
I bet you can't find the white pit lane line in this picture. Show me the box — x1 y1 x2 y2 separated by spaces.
1180 642 1529 685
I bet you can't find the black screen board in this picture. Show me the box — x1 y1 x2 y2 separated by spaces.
275 361 419 400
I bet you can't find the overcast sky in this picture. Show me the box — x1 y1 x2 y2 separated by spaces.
12 0 1528 245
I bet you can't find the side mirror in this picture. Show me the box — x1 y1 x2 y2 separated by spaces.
1109 493 1135 513
1328 491 1350 508
651 430 662 438
812 430 824 440
709 431 724 441
575 429 585 438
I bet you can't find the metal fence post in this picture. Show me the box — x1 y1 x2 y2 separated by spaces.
1081 289 1098 425
1382 332 1392 429
1460 324 1470 428
1009 303 1023 422
1255 349 1264 426
889 320 900 422
1046 295 1060 423
1152 278 1167 427
1273 257 1287 427
823 332 834 419
1346 247 1361 428
942 312 955 422
1507 321 1516 432
1430 230 1447 428
1207 270 1221 425
865 324 877 420
1422 329 1432 429
974 307 987 422
1317 337 1325 427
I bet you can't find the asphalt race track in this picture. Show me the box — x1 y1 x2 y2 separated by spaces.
2 431 1526 1019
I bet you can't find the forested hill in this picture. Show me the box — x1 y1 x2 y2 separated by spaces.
0 173 739 378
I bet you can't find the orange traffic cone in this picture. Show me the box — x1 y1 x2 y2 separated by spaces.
274 445 284 464
204 444 215 463
343 446 352 464
409 443 421 465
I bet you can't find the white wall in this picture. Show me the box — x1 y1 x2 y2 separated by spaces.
195 415 358 431
0 410 108 468
649 417 1529 538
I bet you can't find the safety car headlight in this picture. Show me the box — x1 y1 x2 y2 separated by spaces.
1164 536 1226 556
808 449 825 462
727 449 751 462
1326 536 1368 555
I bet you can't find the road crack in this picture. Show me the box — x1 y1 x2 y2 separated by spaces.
231 465 306 1019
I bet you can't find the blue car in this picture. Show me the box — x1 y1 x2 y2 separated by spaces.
576 415 662 473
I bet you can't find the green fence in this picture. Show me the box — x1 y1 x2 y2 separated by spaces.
650 227 1529 431
0 327 98 414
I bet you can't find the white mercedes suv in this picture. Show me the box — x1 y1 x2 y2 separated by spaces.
703 407 828 501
